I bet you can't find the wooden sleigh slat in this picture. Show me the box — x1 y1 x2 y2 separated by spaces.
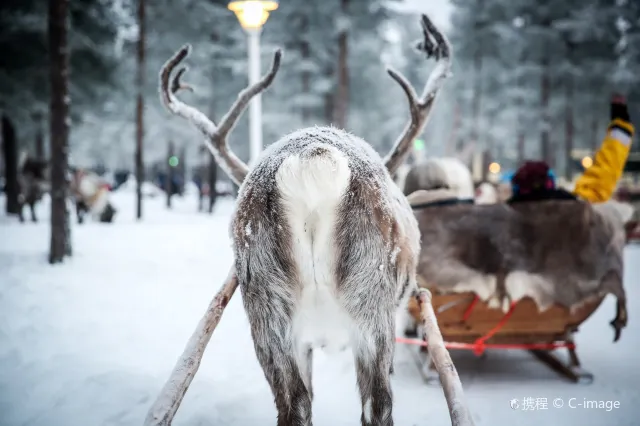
407 291 603 343
403 288 604 383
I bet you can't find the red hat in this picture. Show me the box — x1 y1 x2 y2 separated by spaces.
511 161 554 194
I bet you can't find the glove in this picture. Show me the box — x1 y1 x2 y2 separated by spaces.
611 94 631 123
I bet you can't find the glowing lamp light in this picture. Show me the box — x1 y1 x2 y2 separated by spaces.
228 1 278 30
168 156 179 167
488 162 501 174
581 156 593 169
413 138 425 151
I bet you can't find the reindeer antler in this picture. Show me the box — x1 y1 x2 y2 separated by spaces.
384 14 453 174
171 67 194 94
159 44 282 186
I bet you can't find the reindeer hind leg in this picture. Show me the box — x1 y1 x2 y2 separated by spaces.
240 268 313 426
252 338 312 426
249 309 313 425
352 319 395 426
29 201 37 222
343 277 396 426
18 203 25 223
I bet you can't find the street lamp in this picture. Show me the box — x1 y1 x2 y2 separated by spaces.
488 162 501 174
228 0 278 166
581 156 593 169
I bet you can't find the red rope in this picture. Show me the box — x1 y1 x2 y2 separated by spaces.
470 301 517 355
461 295 479 322
395 336 576 352
399 297 576 355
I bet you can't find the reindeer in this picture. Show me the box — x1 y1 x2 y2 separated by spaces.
159 14 451 426
17 152 48 223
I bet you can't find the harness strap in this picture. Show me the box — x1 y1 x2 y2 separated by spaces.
410 198 474 210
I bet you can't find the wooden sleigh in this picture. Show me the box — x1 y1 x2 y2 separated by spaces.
394 194 632 386
400 285 603 384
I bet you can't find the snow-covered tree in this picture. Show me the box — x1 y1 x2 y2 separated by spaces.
448 0 638 176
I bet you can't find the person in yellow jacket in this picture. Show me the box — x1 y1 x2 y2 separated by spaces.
573 95 635 203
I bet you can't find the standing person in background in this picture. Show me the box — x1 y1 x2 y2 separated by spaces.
573 95 635 203
193 164 205 212
71 168 117 223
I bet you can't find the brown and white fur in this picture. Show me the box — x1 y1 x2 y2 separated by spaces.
159 14 452 426
403 190 633 341
70 169 116 223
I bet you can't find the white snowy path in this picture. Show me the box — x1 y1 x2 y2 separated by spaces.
1 190 640 426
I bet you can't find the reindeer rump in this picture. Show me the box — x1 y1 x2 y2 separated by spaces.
231 127 420 364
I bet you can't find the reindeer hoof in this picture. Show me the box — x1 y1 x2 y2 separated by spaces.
610 320 624 342
404 328 419 338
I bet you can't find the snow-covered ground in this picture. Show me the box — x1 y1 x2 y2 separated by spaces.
1 190 639 426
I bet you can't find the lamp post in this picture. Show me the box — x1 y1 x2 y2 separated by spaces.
228 0 278 166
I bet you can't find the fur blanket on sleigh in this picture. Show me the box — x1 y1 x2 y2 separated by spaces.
406 188 633 342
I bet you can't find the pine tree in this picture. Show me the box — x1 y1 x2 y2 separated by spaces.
135 0 145 219
48 0 71 264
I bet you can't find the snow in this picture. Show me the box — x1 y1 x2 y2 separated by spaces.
390 245 402 265
117 175 163 198
1 190 640 426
